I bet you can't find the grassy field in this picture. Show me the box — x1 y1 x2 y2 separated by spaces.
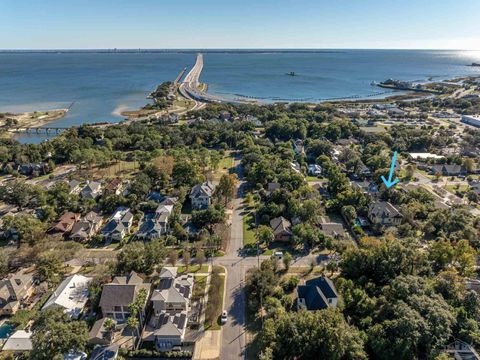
243 212 257 247
212 153 235 181
192 275 207 300
204 271 225 331
87 160 138 179
177 264 209 274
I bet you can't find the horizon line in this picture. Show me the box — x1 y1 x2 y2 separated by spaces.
0 47 479 51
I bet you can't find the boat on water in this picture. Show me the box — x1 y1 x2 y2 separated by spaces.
286 71 296 76
468 63 480 67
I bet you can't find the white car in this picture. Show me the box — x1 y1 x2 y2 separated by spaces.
221 310 228 324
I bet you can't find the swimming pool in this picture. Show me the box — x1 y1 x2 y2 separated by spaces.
0 323 15 339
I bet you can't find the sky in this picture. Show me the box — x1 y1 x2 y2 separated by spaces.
1 0 480 50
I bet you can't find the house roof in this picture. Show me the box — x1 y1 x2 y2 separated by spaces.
90 344 119 360
319 222 347 238
100 272 149 308
49 212 80 233
159 267 177 279
432 164 465 174
105 178 122 192
42 274 92 317
0 272 34 301
2 330 33 351
89 318 115 344
369 201 402 219
298 276 338 311
153 312 187 337
270 217 292 236
190 182 215 198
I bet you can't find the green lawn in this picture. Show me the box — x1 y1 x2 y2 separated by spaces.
306 176 326 182
204 271 225 331
192 275 207 300
177 264 209 274
243 212 257 247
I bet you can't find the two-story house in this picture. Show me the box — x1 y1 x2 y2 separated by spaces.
99 271 150 323
0 271 35 315
368 201 402 227
101 207 134 242
190 182 215 210
143 267 194 351
136 203 174 241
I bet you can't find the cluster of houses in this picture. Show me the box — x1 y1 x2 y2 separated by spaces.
34 179 219 245
0 266 196 356
93 267 194 352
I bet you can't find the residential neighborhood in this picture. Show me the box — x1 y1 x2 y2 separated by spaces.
0 59 480 360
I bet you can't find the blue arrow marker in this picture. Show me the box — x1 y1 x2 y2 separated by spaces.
381 150 400 189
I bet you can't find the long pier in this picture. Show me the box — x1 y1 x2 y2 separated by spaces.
8 127 71 134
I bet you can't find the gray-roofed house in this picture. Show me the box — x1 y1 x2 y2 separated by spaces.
70 211 103 242
368 201 402 227
190 182 215 210
143 267 193 351
297 275 338 311
90 344 119 360
68 180 82 195
89 318 116 346
430 164 467 176
101 207 133 242
136 204 174 241
0 271 35 315
319 222 349 240
99 271 150 323
80 181 103 200
270 216 292 242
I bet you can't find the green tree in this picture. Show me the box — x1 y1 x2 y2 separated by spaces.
260 309 367 360
282 252 292 270
215 173 237 206
31 308 88 360
257 225 274 246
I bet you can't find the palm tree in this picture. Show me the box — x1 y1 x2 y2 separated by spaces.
103 318 116 343
126 316 139 350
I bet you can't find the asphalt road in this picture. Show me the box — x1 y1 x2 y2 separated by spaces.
217 157 248 360
215 157 330 360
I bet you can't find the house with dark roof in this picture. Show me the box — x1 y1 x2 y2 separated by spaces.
443 340 480 360
297 275 338 311
101 207 133 242
190 182 215 210
90 344 119 360
368 201 402 227
270 216 292 242
143 267 193 351
80 181 103 200
48 212 81 235
88 318 116 346
430 164 467 176
70 211 103 242
136 203 174 241
0 271 35 315
99 271 150 323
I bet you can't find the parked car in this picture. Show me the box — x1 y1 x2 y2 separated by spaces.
221 310 228 324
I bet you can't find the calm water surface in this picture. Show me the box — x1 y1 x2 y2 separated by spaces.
1 50 479 143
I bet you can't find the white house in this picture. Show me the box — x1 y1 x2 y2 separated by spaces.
190 182 215 210
42 274 92 319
